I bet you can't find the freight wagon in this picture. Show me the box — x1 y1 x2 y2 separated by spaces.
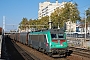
20 32 29 45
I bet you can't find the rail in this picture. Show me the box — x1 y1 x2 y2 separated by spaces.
69 47 90 58
12 41 40 60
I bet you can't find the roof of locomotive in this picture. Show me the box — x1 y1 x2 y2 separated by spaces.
30 29 65 34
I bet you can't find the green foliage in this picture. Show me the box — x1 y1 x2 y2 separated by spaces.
37 16 49 29
19 2 80 30
28 19 38 28
19 16 49 30
86 7 90 23
51 2 80 28
19 18 29 30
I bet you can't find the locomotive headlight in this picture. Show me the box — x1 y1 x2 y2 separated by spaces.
61 44 63 46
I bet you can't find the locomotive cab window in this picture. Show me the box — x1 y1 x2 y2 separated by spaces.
51 34 64 39
51 34 57 38
58 34 64 38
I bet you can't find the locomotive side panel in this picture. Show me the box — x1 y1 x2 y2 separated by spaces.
29 35 39 49
28 31 51 52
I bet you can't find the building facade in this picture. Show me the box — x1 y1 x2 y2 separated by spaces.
65 21 76 32
38 1 65 19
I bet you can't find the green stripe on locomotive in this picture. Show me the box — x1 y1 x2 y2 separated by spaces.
30 29 68 49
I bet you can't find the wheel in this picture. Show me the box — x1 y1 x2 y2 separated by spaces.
44 50 47 54
38 48 41 52
48 53 52 57
64 53 67 58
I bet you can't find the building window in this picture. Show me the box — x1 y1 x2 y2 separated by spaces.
49 4 52 5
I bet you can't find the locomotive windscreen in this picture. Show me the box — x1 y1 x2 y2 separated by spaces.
51 34 64 39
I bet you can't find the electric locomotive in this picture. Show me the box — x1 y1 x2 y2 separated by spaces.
28 29 68 57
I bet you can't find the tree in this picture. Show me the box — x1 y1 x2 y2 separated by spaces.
80 7 90 30
28 17 49 30
51 8 60 28
51 2 80 28
63 2 80 22
28 19 37 28
37 16 49 30
19 18 29 30
86 7 90 23
40 16 49 29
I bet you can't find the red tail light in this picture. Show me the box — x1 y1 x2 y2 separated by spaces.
52 40 58 43
46 43 48 46
60 40 66 44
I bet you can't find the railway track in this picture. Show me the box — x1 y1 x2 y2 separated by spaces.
73 51 90 58
2 36 90 60
15 41 68 60
12 41 40 60
69 47 90 58
11 40 90 60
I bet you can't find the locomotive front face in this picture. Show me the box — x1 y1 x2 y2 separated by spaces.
49 29 68 54
50 33 68 48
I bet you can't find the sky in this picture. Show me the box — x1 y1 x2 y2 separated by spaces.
0 0 90 31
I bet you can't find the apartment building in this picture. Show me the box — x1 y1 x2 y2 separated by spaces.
65 21 76 32
38 0 65 19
